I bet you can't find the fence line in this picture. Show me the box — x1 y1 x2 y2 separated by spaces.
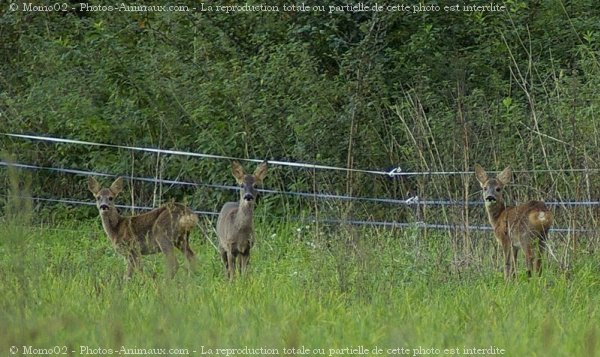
1 161 599 207
1 134 597 235
2 194 593 234
4 133 389 175
14 195 219 216
4 132 600 176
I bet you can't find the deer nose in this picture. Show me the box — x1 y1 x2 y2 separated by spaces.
243 193 254 201
99 204 109 210
485 195 496 202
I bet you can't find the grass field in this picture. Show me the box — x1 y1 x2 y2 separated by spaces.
1 215 599 357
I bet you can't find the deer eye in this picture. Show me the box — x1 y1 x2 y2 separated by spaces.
109 197 114 201
495 187 501 192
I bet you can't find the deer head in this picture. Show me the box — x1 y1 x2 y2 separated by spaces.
87 176 123 213
474 165 512 206
231 161 268 203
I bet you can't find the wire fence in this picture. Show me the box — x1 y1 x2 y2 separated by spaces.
3 194 593 234
4 133 600 176
1 161 598 208
1 132 598 235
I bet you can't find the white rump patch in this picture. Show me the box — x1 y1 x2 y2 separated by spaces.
538 212 546 222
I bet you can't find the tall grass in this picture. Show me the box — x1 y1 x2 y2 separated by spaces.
1 214 599 356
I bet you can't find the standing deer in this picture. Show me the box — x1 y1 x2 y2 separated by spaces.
87 176 198 279
217 160 268 280
474 164 553 280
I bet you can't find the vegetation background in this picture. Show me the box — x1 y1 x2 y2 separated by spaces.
0 0 599 356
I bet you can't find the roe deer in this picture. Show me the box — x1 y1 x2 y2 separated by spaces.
474 165 553 280
87 176 198 279
217 160 268 280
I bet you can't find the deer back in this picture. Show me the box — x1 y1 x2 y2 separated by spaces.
504 201 553 237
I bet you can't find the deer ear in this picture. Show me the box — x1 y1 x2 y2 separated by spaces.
110 177 124 195
497 166 512 185
253 160 268 183
87 177 101 194
474 164 488 187
231 161 245 184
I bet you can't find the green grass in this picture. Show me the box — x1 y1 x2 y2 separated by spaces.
1 218 599 357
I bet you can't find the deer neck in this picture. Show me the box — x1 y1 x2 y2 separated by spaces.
484 199 506 227
235 199 255 230
99 208 123 241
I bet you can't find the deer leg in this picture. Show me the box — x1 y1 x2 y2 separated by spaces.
239 252 250 275
175 233 196 273
511 246 519 279
124 253 141 280
523 242 533 278
156 233 178 278
535 232 547 276
219 246 229 277
502 243 512 281
226 251 236 280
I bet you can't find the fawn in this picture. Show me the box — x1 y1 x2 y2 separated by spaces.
217 160 268 280
87 176 198 279
474 165 553 280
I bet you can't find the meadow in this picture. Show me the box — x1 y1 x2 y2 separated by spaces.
1 212 599 357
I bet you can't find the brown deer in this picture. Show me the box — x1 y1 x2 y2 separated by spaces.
217 160 268 280
474 165 553 280
87 176 198 279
